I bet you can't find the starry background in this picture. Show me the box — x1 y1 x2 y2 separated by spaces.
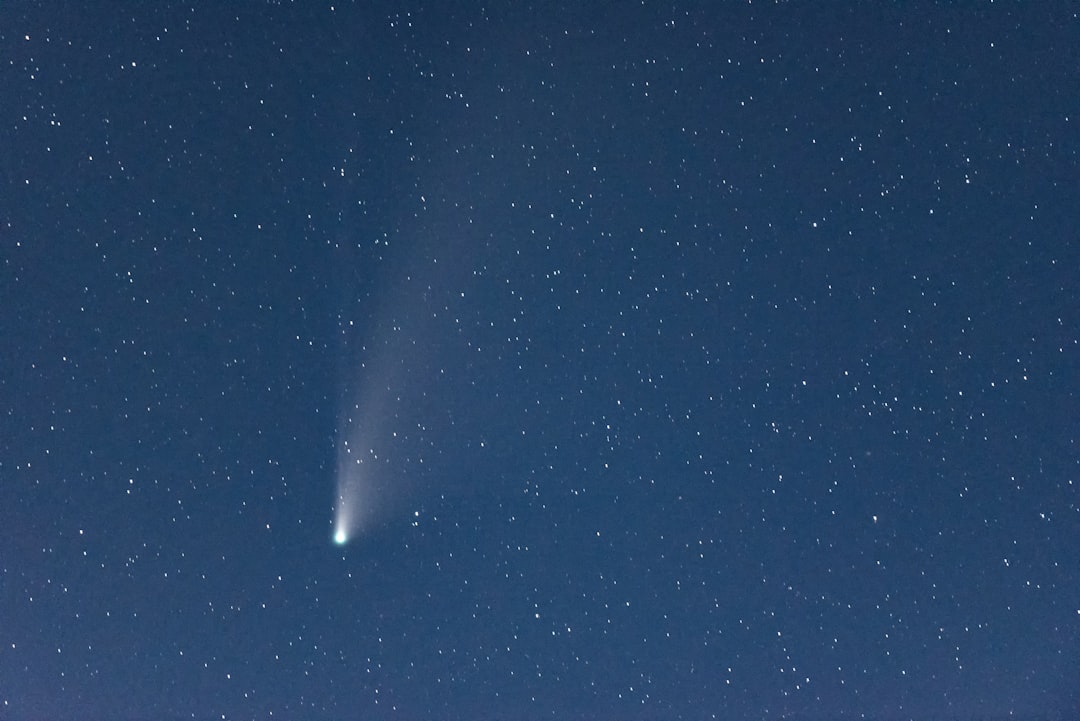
1 3 1078 721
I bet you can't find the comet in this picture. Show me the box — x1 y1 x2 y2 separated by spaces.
332 409 388 546
332 487 352 545
332 434 365 546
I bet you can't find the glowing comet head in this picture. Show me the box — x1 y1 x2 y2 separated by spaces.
332 492 355 546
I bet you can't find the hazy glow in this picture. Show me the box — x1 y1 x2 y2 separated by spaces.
335 290 427 544
333 431 372 545
332 454 362 546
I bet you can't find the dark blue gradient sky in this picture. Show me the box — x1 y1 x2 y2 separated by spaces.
1 3 1078 720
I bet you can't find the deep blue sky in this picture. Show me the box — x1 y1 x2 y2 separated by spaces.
1 3 1078 720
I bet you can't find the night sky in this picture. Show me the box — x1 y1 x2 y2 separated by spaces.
2 3 1078 720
